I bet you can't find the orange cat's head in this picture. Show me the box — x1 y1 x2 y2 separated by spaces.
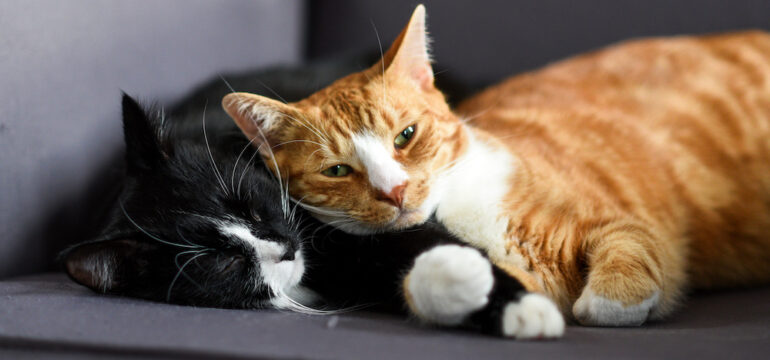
223 5 466 234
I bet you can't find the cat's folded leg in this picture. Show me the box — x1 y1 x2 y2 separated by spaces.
572 220 686 326
403 244 564 339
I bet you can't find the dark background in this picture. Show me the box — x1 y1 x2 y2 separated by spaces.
308 0 770 88
2 0 770 278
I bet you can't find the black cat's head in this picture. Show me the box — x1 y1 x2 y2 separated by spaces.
62 94 311 310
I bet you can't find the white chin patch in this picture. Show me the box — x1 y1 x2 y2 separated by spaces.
260 250 305 293
502 293 565 339
406 245 494 325
270 286 320 310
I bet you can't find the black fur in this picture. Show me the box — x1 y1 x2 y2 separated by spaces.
65 94 296 307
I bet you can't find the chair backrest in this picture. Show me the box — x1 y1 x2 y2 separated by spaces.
0 0 304 278
308 0 770 89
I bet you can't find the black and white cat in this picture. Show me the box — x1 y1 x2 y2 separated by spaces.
62 61 563 338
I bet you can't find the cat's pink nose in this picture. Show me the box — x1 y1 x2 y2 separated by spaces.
377 183 407 208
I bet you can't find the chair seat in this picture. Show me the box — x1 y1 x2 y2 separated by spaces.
1 273 769 359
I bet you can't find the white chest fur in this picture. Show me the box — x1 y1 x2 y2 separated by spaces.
432 134 528 269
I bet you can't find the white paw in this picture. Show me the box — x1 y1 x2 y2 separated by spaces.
572 288 659 326
502 293 565 339
406 245 494 325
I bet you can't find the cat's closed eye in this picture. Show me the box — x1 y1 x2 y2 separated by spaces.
250 209 261 221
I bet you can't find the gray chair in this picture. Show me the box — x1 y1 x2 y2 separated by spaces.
2 1 769 358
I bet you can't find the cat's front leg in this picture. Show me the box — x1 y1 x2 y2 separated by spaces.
403 245 564 339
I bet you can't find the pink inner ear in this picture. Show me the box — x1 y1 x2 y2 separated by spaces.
412 65 434 91
380 6 434 92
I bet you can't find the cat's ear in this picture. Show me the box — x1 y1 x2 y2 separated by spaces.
222 92 295 151
381 5 434 91
63 238 152 294
121 94 164 172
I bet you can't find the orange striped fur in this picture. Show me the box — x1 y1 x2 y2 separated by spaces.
223 7 770 325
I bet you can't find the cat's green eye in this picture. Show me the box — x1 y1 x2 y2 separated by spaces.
321 164 353 177
394 125 416 149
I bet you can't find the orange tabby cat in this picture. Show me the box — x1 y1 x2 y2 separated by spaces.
223 5 770 335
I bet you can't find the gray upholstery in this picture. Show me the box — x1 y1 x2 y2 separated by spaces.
1 274 769 359
0 0 303 278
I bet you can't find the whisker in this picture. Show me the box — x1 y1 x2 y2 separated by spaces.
314 217 366 239
281 174 291 218
173 248 211 293
460 93 503 124
298 109 331 141
273 139 325 149
201 101 230 196
280 112 330 145
166 251 209 302
251 122 289 219
289 196 309 232
305 147 326 171
119 201 200 249
370 20 387 107
436 155 468 175
270 287 371 315
175 224 203 248
231 136 259 196
304 212 360 240
237 140 264 197
434 141 478 175
296 202 348 217
219 74 236 94
309 221 337 242
295 218 317 240
433 68 450 76
254 78 289 104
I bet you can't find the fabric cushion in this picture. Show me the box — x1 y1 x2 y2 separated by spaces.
1 273 768 359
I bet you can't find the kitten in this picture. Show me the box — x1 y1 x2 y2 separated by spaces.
222 5 770 328
63 91 563 337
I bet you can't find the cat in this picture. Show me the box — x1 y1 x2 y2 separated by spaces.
221 4 770 328
62 68 564 338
